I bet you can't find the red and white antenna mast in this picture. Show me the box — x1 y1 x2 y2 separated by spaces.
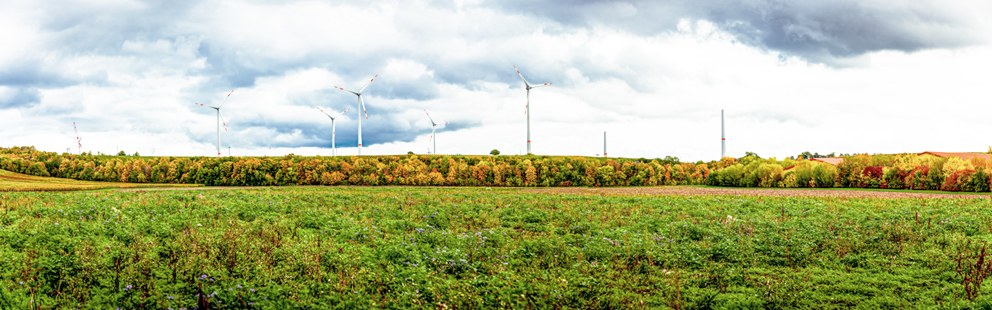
73 122 82 155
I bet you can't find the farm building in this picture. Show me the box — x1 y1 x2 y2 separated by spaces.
917 151 992 161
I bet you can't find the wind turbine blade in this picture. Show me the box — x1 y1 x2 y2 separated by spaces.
513 65 530 87
444 121 452 125
219 110 229 131
528 82 553 89
333 108 350 118
358 75 378 93
217 89 235 108
424 109 436 126
316 106 334 118
335 86 359 96
360 96 369 120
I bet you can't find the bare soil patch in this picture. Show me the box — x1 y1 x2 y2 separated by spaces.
117 186 270 192
524 186 991 199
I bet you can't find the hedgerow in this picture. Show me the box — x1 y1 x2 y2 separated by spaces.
4 146 991 193
0 147 708 187
706 153 992 193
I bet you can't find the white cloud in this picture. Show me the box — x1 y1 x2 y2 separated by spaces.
0 0 990 161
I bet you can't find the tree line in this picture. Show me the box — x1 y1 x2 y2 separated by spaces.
5 146 989 192
0 147 708 187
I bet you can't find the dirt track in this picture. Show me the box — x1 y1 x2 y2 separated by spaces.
113 185 992 199
117 186 269 192
523 186 992 199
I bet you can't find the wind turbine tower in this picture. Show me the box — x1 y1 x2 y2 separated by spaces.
604 131 607 158
194 90 234 156
721 109 725 158
334 75 377 155
513 66 552 155
316 107 349 156
424 109 451 155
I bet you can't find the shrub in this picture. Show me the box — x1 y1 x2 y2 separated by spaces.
837 154 871 188
812 164 837 188
962 170 991 193
861 166 885 188
943 157 975 181
755 164 783 187
883 168 910 190
942 170 976 192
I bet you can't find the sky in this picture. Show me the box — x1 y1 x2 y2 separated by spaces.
1 0 990 161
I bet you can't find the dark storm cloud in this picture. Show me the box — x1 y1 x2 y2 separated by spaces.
0 60 108 89
37 0 199 53
313 119 478 149
211 115 478 149
196 42 279 88
0 87 41 109
7 0 983 153
488 0 982 65
707 1 979 65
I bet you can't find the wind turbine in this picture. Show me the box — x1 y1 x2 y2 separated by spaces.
424 109 451 155
194 90 234 156
316 107 350 156
73 122 82 155
513 65 552 155
334 75 377 155
721 109 725 158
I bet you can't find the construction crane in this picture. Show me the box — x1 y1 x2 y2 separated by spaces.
74 122 82 155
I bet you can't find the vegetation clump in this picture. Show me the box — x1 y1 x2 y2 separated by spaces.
0 147 708 187
1 188 992 308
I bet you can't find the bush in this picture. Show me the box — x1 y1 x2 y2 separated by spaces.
883 168 910 189
812 164 837 188
755 164 783 187
961 170 991 193
861 166 884 188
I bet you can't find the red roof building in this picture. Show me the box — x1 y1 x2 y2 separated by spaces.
918 152 992 161
811 157 844 165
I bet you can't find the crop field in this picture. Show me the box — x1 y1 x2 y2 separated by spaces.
2 188 992 309
0 170 202 192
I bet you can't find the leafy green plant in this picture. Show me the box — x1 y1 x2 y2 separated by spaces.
4 188 992 308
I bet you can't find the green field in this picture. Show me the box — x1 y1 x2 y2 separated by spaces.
2 188 992 309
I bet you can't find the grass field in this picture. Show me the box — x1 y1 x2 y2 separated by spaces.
2 187 992 308
0 170 202 192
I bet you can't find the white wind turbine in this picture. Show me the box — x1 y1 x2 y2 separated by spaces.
194 90 234 156
334 75 377 155
424 109 451 155
316 107 350 156
513 65 552 155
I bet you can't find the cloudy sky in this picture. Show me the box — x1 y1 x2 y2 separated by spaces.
1 0 990 161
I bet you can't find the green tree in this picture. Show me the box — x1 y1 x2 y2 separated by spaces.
739 152 761 166
490 149 500 156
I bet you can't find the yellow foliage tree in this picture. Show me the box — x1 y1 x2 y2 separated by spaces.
942 157 975 180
